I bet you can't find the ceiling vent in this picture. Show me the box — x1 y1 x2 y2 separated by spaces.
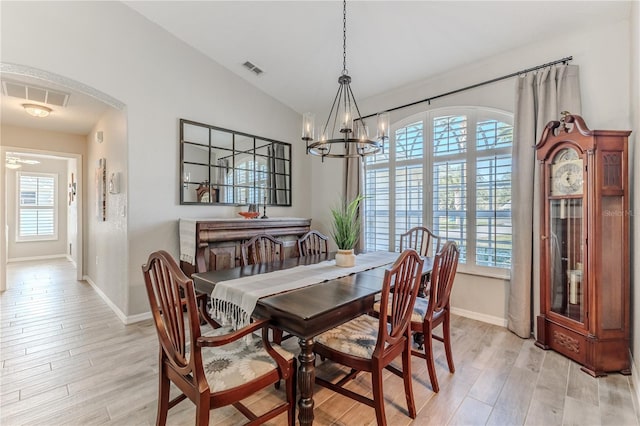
242 61 264 76
1 80 69 107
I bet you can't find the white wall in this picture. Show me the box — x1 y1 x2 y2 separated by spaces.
311 17 632 324
1 1 310 317
84 108 128 313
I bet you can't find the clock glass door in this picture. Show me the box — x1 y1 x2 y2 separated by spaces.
548 148 585 323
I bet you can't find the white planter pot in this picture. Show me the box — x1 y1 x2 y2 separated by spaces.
335 249 356 267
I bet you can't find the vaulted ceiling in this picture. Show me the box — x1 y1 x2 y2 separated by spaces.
125 1 630 114
0 1 631 135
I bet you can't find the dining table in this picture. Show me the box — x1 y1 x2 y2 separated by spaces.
191 251 433 426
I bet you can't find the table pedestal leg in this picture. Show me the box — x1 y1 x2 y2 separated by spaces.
298 338 315 426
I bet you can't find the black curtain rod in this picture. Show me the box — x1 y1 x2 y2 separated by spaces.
360 56 573 120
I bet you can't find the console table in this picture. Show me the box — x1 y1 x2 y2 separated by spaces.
179 217 311 275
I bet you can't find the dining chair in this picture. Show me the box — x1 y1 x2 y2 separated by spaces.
400 226 442 299
297 230 329 256
240 233 285 267
399 226 442 257
374 240 460 393
240 233 288 344
313 249 424 426
142 250 296 426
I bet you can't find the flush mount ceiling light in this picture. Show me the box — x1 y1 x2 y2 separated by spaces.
23 103 52 118
301 0 389 160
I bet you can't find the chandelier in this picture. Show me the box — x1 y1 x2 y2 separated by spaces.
301 0 389 160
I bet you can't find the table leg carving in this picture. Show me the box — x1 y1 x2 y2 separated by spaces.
298 338 315 426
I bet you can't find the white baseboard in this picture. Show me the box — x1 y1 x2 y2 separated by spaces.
631 352 640 413
7 254 67 263
451 307 508 327
126 311 152 324
66 254 77 268
83 275 151 325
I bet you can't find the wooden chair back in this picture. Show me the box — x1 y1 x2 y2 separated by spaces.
143 250 201 376
297 230 329 256
399 226 442 257
426 241 460 319
376 249 425 348
240 233 285 266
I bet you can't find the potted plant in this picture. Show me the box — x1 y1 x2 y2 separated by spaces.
330 195 364 267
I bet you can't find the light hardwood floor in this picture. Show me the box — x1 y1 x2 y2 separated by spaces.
1 258 639 425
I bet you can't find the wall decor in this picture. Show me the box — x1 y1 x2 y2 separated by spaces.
180 119 292 206
96 158 106 221
68 172 77 206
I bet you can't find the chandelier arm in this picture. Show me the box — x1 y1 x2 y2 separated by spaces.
324 84 343 137
346 84 369 137
330 84 344 140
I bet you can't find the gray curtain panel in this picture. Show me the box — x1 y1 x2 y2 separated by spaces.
508 65 582 338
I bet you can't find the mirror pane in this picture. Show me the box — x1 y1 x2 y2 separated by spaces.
180 119 291 206
235 135 254 153
184 143 209 165
183 122 209 145
212 129 233 149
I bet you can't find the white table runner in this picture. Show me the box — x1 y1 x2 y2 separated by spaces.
210 251 399 329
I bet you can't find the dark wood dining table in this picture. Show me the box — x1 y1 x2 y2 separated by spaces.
192 252 433 426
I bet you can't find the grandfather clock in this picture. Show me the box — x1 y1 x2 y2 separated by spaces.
534 114 631 376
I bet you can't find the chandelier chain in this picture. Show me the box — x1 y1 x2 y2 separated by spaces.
342 0 347 73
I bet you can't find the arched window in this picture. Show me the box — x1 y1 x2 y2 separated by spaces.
363 107 513 274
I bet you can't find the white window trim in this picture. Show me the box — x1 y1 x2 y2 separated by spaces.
16 171 58 242
364 106 513 277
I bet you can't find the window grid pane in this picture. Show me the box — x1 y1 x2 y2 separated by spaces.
396 122 424 161
364 168 390 252
476 119 513 150
394 165 423 249
476 155 512 267
433 115 467 156
433 160 467 263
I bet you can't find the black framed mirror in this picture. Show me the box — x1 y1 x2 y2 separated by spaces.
180 119 292 206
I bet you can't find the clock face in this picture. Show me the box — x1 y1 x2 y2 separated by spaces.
551 149 583 196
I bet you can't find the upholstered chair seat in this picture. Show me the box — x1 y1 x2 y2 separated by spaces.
195 327 294 393
315 314 388 359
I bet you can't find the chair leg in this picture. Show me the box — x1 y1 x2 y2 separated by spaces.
423 324 440 393
443 311 455 373
156 362 170 426
195 393 210 426
287 360 297 426
402 338 417 418
371 369 387 426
